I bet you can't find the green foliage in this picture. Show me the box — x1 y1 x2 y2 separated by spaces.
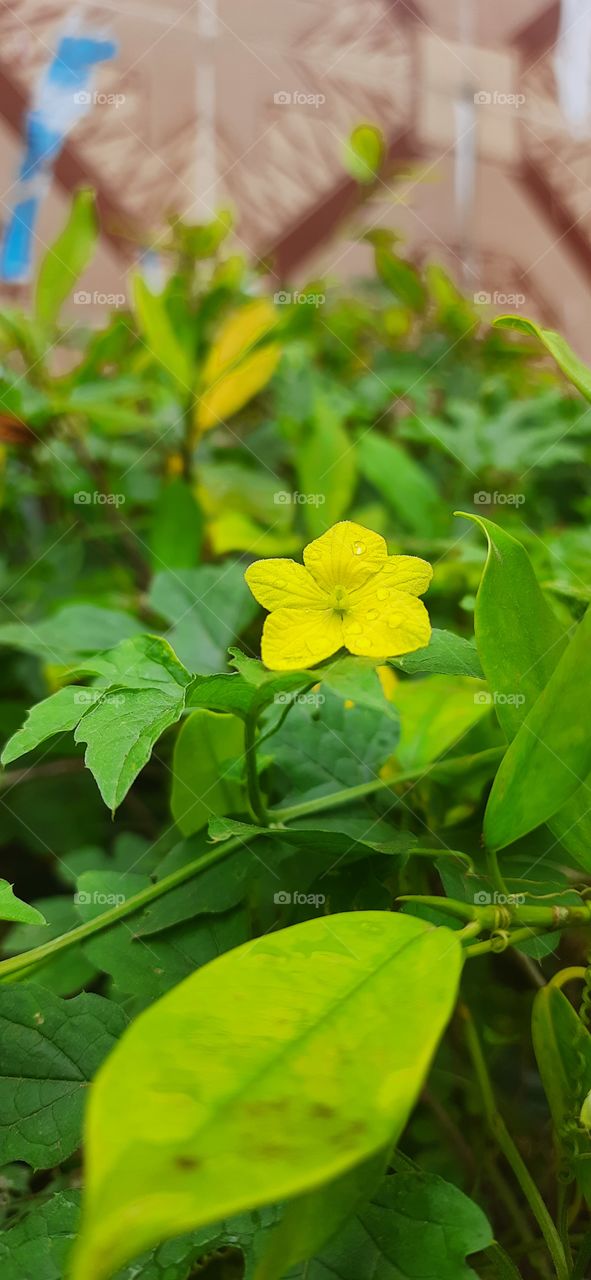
4 183 591 1280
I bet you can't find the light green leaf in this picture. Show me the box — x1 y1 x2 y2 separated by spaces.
132 275 192 389
75 686 186 810
343 124 385 184
0 985 126 1168
0 605 142 663
148 562 258 673
494 315 591 401
356 435 441 536
375 249 426 312
390 628 483 678
485 607 591 849
296 395 357 535
319 655 397 720
149 479 203 571
72 911 462 1280
1 686 90 765
391 675 491 771
83 635 192 693
170 709 245 836
287 1169 492 1279
35 189 97 328
0 881 45 925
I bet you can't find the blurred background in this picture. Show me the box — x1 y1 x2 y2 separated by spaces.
1 0 591 350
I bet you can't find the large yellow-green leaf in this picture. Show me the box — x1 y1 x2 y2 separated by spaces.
202 298 278 385
71 912 462 1280
484 607 591 849
197 343 281 431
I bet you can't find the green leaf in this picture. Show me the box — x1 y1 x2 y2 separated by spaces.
459 512 591 869
318 655 397 720
271 689 399 803
35 189 97 328
74 685 186 810
77 872 250 999
257 1151 389 1280
0 605 142 664
532 985 591 1201
83 635 192 692
286 1169 492 1279
2 896 99 995
392 675 491 771
72 912 462 1280
1 686 90 765
296 394 357 535
170 709 245 836
484 607 591 849
390 629 483 678
457 513 566 737
148 563 258 672
149 479 203 571
494 315 591 401
343 124 385 184
0 881 45 925
209 815 414 861
132 275 192 389
375 249 426 312
0 1190 280 1280
356 435 441 536
0 985 126 1168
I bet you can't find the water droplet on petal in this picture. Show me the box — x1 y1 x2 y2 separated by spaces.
352 541 365 556
366 609 379 621
347 620 362 635
376 588 389 601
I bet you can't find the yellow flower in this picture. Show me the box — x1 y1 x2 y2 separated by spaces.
245 520 432 671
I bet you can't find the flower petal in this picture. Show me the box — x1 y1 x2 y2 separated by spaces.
351 554 433 601
261 608 343 670
245 559 328 612
303 521 387 594
343 589 431 659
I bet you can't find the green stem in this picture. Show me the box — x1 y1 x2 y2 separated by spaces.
0 837 244 984
244 715 269 825
462 1007 569 1280
272 749 502 822
487 846 510 897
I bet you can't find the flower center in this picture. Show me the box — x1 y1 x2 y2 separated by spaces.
331 585 349 617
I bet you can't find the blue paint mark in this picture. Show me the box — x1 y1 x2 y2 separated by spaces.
0 30 118 283
0 197 41 283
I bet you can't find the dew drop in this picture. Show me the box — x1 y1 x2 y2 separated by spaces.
366 609 379 621
376 588 389 601
352 541 366 556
